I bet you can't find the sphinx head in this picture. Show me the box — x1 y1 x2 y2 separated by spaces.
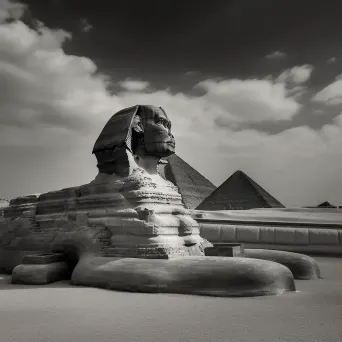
92 105 175 176
132 105 175 158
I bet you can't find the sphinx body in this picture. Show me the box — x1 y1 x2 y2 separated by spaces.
9 105 210 259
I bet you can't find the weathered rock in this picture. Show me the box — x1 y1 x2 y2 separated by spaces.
22 252 66 264
71 255 296 297
12 261 70 285
244 249 321 280
205 243 245 257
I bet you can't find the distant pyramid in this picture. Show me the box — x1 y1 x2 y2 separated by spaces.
158 154 216 209
317 201 336 208
196 170 284 210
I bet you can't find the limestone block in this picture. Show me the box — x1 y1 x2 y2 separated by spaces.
220 225 236 242
236 226 259 242
12 261 70 285
104 246 186 259
274 228 296 244
153 227 182 235
106 217 153 236
88 217 107 227
22 253 66 264
259 227 275 243
294 228 309 245
107 208 139 217
9 195 39 206
87 209 107 218
309 229 339 245
55 217 73 231
65 199 77 211
244 249 321 280
67 212 77 221
199 223 221 242
76 213 88 226
121 218 149 229
38 219 56 231
205 243 244 257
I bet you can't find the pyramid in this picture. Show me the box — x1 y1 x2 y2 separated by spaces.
317 201 336 208
196 170 285 211
158 154 216 209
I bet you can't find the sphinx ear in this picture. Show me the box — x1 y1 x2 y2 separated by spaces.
132 115 144 133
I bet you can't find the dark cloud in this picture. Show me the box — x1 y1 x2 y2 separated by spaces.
21 0 342 76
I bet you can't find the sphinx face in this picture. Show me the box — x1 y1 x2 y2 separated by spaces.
142 107 175 158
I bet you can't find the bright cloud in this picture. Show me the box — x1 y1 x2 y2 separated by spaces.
0 0 341 208
276 64 313 85
197 78 301 126
0 0 26 23
327 57 336 64
265 51 287 60
0 19 120 136
119 79 150 92
312 73 342 105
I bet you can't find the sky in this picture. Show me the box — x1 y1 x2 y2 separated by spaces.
0 0 341 207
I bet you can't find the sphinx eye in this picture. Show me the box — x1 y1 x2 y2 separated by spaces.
156 117 167 127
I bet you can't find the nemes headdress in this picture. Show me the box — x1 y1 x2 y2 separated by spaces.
92 105 167 175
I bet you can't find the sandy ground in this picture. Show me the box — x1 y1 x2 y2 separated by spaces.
0 256 341 342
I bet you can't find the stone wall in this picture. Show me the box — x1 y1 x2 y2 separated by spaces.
195 208 342 256
0 191 112 272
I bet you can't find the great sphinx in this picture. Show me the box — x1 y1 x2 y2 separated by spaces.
1 105 297 297
87 104 211 257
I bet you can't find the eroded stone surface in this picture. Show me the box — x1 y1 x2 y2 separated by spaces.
244 249 321 280
204 243 245 257
22 253 66 265
71 255 296 297
12 261 70 285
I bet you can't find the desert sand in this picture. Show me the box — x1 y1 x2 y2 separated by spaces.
1 256 341 341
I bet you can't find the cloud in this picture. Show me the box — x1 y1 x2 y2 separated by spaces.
327 57 336 64
265 51 287 60
0 0 341 208
276 65 313 85
80 17 93 32
0 18 119 135
0 0 26 23
312 109 325 115
333 113 342 126
312 73 342 105
119 79 150 92
197 78 301 126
